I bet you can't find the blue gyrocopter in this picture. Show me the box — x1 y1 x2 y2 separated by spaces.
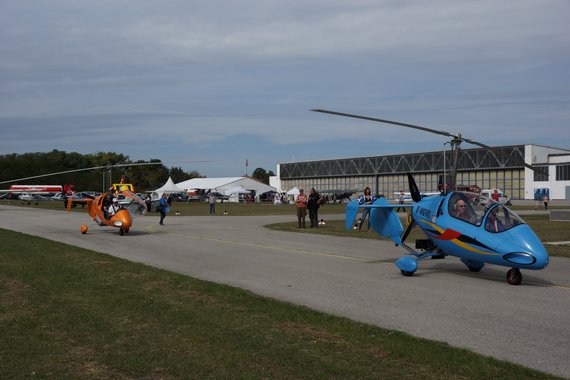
312 109 549 285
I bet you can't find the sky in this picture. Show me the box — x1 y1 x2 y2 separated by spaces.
1 1 569 178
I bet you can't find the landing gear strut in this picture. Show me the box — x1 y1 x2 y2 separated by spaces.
506 268 522 285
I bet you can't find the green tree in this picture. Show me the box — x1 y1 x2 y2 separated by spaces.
0 151 203 192
251 168 275 185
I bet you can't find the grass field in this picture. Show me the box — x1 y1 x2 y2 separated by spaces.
0 228 561 379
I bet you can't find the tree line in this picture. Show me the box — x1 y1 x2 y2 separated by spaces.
0 150 276 192
0 150 202 192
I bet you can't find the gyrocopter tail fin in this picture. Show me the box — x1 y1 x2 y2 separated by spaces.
345 197 405 245
345 200 361 231
369 197 404 245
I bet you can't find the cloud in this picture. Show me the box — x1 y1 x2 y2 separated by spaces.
1 1 569 177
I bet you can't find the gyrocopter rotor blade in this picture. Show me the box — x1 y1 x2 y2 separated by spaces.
311 109 457 139
311 108 545 176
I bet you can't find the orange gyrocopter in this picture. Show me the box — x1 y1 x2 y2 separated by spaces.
0 162 159 236
69 184 147 236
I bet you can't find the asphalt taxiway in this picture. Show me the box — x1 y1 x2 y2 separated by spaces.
1 205 569 378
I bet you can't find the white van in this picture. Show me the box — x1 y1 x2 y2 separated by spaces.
480 189 511 205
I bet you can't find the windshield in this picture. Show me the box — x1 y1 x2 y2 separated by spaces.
449 192 488 226
484 204 525 233
448 191 525 231
122 191 147 217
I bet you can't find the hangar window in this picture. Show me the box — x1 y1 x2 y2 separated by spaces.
556 164 570 181
534 166 549 182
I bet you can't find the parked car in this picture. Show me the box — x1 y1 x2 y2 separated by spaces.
480 189 512 205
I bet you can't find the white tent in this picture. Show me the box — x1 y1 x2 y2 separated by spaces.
225 186 250 203
286 187 300 203
286 187 300 195
176 177 275 202
151 177 185 200
225 186 250 195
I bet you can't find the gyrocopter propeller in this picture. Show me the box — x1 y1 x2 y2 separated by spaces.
311 109 549 285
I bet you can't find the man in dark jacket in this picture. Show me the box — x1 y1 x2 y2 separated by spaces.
307 187 324 228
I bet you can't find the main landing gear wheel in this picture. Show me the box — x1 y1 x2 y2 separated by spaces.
120 228 124 236
506 268 522 285
400 270 415 277
468 265 482 272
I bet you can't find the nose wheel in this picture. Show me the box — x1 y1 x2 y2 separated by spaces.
506 268 522 285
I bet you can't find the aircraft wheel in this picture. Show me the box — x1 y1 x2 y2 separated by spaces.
120 228 124 236
506 268 522 285
400 270 414 277
468 266 482 272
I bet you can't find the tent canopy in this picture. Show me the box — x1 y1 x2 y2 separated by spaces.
151 177 185 199
225 186 250 195
176 176 275 202
286 187 300 195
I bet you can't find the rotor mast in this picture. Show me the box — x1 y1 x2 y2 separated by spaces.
448 134 462 193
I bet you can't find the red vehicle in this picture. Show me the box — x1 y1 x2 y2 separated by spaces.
9 184 63 193
437 183 481 194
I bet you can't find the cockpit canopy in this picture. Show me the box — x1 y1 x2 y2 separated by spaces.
448 192 525 232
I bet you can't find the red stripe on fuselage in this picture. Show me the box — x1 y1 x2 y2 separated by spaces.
434 228 462 240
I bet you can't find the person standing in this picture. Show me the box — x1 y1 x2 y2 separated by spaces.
396 190 405 212
295 188 308 228
358 187 374 231
208 192 217 214
145 195 152 213
307 187 323 228
543 193 550 210
159 193 169 225
491 189 500 203
534 192 542 211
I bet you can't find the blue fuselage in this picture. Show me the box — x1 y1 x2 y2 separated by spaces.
411 192 549 270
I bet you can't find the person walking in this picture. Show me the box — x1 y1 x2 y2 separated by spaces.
159 193 169 225
543 193 550 210
534 192 542 211
307 187 324 228
295 188 308 228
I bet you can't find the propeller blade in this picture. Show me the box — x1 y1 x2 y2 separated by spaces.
401 217 416 245
407 173 422 202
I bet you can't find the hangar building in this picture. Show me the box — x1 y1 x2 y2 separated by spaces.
273 144 570 200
